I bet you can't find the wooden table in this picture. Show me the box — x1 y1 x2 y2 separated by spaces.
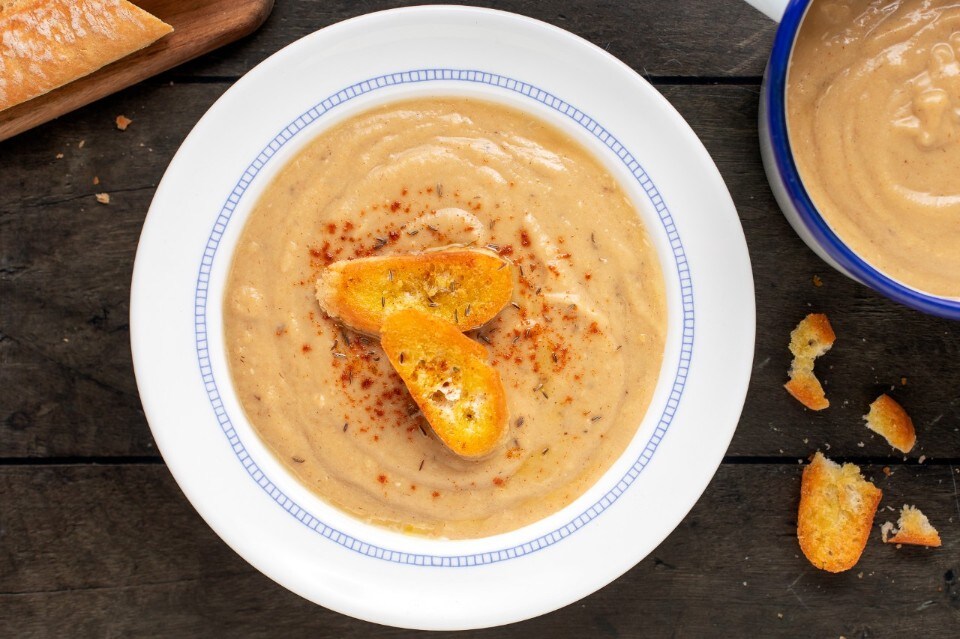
2 1 958 636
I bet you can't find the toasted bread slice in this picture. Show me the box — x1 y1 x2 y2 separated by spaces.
381 309 508 459
864 394 916 453
882 505 941 547
316 249 513 335
797 452 882 572
0 0 173 111
784 313 835 410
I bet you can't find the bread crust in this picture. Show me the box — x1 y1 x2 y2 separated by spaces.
381 309 508 459
316 248 514 335
883 504 942 547
864 394 916 453
0 0 173 111
797 452 882 572
784 313 835 410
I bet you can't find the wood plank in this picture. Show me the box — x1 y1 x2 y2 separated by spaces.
1 83 227 458
164 0 776 81
0 0 274 142
2 82 958 460
1 464 957 635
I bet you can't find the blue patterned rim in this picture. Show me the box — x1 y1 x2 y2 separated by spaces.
766 0 960 319
194 69 695 566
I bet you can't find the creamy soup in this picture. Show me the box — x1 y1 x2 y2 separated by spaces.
224 98 666 539
787 0 960 298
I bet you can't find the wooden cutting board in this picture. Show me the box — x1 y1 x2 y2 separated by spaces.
0 0 275 142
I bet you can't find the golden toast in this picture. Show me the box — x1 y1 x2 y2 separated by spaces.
864 394 916 453
316 249 513 335
381 309 508 459
882 505 941 547
797 452 882 572
784 313 835 410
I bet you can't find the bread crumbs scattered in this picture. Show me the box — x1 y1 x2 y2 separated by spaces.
116 115 132 130
95 193 110 204
55 153 64 159
812 274 823 287
78 140 85 149
92 176 100 185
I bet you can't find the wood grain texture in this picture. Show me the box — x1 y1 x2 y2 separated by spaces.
0 0 274 142
2 82 957 460
1 464 957 636
165 0 776 81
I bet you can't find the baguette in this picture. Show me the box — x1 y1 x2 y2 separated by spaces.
381 309 508 459
0 0 173 111
316 248 513 335
797 452 882 572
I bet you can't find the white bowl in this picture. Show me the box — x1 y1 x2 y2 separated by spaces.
131 6 755 630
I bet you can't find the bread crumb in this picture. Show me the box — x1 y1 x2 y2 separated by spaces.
882 466 892 476
92 176 100 185
918 454 926 464
864 394 916 453
857 441 864 447
55 153 64 159
95 193 110 204
784 313 835 410
78 140 85 149
777 613 783 619
882 505 941 547
812 275 823 287
900 377 907 386
880 521 895 542
116 115 133 130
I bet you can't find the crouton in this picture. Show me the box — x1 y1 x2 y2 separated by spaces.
881 505 941 547
864 394 916 453
797 452 882 572
784 313 835 410
381 309 508 459
316 249 513 335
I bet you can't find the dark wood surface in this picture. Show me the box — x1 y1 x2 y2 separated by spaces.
1 1 957 636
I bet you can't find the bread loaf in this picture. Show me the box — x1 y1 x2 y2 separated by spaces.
0 0 172 111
